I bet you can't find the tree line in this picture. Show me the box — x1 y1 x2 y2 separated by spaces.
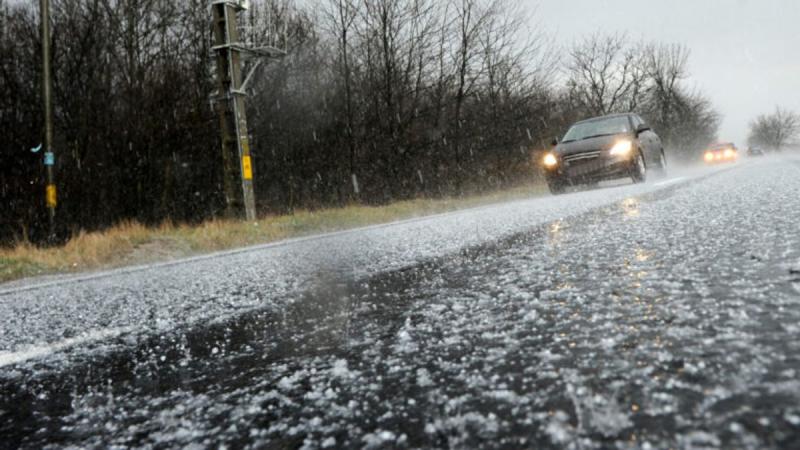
0 0 720 245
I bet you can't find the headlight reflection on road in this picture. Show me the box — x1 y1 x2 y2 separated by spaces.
635 248 653 262
621 198 640 218
550 220 562 235
548 219 565 247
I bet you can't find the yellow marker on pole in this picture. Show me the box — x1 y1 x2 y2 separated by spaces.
46 184 57 207
242 155 253 180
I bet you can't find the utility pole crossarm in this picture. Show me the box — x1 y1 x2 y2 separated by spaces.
211 44 286 59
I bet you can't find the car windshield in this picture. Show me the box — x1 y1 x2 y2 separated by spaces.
562 116 631 142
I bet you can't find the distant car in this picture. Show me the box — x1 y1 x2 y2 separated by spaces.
541 113 666 194
703 142 739 164
747 146 765 157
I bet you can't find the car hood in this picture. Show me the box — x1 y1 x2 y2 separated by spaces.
556 134 630 156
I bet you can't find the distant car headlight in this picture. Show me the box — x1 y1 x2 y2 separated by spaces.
543 153 559 168
609 140 633 157
704 152 714 162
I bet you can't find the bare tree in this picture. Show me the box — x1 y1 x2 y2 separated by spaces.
450 0 495 178
748 107 800 151
565 33 647 116
562 35 718 160
323 0 358 185
668 89 721 159
641 43 689 136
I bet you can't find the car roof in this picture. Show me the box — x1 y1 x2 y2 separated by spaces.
575 113 635 125
710 142 736 149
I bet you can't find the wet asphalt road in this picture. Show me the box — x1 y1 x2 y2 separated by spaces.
2 156 800 449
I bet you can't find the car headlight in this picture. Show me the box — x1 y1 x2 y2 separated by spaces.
609 140 633 157
704 152 714 162
724 149 735 158
543 153 558 168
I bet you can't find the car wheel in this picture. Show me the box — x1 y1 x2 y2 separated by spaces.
630 151 647 183
547 179 566 195
652 149 667 178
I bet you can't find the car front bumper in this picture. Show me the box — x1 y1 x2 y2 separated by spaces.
545 155 633 184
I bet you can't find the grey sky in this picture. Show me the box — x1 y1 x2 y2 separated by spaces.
535 0 800 145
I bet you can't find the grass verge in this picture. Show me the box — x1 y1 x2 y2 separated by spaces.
0 182 546 285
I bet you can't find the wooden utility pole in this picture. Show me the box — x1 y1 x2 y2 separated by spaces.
212 0 254 220
211 0 284 221
40 0 56 239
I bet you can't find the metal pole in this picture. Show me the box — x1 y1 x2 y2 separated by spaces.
40 0 56 239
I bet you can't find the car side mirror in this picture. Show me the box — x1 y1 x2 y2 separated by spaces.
636 124 651 134
550 138 559 147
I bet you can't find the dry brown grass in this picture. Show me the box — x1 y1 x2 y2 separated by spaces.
0 182 545 284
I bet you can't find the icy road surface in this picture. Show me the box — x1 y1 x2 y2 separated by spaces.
2 156 800 449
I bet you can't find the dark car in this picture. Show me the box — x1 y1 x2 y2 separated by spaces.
541 113 666 194
747 146 765 157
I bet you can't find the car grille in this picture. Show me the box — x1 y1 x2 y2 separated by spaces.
563 150 604 177
563 150 602 164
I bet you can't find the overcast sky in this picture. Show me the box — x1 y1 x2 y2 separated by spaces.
535 0 800 145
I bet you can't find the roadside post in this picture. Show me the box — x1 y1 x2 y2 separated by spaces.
210 0 285 221
40 0 56 239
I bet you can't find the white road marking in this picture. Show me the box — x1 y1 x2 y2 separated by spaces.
654 176 687 187
0 326 133 368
